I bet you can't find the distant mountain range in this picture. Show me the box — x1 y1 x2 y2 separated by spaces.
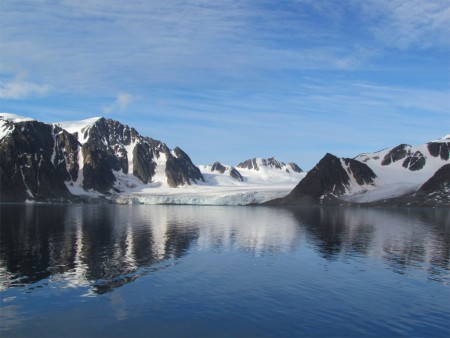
1 113 448 206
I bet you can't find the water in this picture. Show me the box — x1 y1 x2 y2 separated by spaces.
0 205 449 337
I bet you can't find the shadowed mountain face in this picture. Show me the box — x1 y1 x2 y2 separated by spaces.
211 161 244 181
0 120 79 202
268 153 377 205
427 141 449 161
0 117 204 202
420 164 450 192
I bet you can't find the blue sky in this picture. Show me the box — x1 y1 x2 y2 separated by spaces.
1 0 449 170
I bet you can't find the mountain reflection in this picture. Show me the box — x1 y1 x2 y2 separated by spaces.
0 205 448 294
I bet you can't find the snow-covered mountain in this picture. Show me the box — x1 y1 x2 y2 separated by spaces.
347 135 450 203
0 114 203 202
269 136 449 206
237 157 303 174
53 116 204 192
198 162 244 182
0 114 306 204
1 113 447 206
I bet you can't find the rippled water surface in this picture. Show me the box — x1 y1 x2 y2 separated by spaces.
1 205 449 337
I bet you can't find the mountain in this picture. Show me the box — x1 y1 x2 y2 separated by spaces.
237 157 303 174
1 114 305 205
268 136 449 206
201 161 244 181
0 116 78 202
1 113 447 206
0 114 204 202
268 153 378 205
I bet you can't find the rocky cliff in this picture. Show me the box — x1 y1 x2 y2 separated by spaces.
1 115 204 202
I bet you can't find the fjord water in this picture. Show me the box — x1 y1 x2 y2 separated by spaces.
0 205 449 337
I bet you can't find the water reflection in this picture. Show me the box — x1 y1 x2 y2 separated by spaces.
290 207 450 282
0 205 448 295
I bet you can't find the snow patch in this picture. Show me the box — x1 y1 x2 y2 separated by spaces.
54 117 100 144
0 113 35 122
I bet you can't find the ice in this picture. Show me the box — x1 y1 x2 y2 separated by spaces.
0 113 35 122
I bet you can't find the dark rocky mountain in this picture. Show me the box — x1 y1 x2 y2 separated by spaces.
267 153 377 205
419 163 450 193
73 117 203 192
237 157 303 173
0 116 204 202
166 147 204 187
211 161 243 181
0 120 79 202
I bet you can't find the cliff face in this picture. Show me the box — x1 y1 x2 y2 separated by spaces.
0 120 79 202
267 153 377 205
0 116 205 202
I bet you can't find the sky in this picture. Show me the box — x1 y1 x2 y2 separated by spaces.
0 0 449 170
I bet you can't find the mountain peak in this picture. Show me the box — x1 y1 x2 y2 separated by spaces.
0 113 35 122
236 157 303 173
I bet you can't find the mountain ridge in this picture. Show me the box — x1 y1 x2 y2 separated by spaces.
1 114 448 206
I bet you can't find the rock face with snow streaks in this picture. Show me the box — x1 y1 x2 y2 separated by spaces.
237 157 303 174
165 147 204 187
269 135 449 206
0 119 79 202
210 161 244 181
267 153 377 205
1 115 205 202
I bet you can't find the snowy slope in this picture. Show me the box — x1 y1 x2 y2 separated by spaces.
54 117 101 144
116 161 306 205
346 136 450 202
0 113 35 141
52 117 307 204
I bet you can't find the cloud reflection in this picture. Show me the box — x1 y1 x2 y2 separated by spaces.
0 205 448 295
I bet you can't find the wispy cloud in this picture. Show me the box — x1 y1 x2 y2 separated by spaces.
0 1 448 168
357 0 450 49
0 74 50 99
103 92 135 114
0 1 395 94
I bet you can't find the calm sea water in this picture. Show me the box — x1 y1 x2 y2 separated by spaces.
0 204 449 337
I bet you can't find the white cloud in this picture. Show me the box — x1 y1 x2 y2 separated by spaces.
117 92 133 111
358 0 450 49
103 92 135 114
0 74 50 99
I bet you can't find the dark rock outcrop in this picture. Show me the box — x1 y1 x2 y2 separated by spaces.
229 167 244 181
237 157 303 173
165 147 204 187
211 161 226 174
0 121 78 202
381 144 410 165
237 158 259 170
419 164 450 193
132 143 156 184
381 143 435 171
267 153 376 205
427 142 450 161
288 162 303 173
211 161 244 181
402 151 426 171
343 158 377 186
